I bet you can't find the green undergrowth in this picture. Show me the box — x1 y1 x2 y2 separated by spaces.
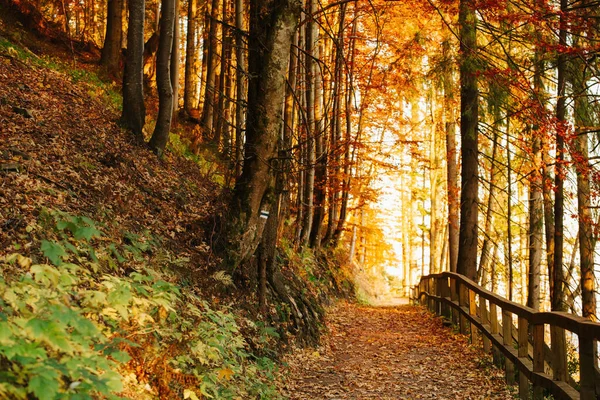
280 238 354 301
0 37 121 110
167 132 227 187
0 209 282 399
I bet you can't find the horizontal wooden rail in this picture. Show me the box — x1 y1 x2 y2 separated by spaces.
411 272 600 400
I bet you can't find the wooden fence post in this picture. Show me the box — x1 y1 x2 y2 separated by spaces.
490 303 501 366
502 310 515 385
518 317 529 399
441 277 450 319
532 323 544 399
451 277 459 326
459 283 469 335
469 289 478 344
480 296 491 353
579 335 597 400
550 326 567 384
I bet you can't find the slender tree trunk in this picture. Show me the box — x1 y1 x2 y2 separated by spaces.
148 0 175 156
101 0 123 76
300 1 316 247
309 1 326 249
549 0 569 384
215 0 233 151
572 42 596 321
478 119 499 283
457 0 479 280
121 0 146 138
183 0 197 116
223 0 301 271
441 36 459 274
280 31 299 237
553 0 568 313
234 0 246 177
506 120 514 301
170 0 180 122
200 0 220 138
527 48 544 311
332 9 358 245
322 3 346 245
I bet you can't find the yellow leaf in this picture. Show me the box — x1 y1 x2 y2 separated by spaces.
183 389 200 400
16 255 32 269
217 368 234 381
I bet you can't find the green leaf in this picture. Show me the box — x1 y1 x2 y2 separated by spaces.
100 370 123 394
73 226 102 241
41 241 66 266
81 291 107 308
109 350 130 363
56 219 76 232
31 264 61 286
63 241 80 255
108 244 125 263
0 321 13 345
26 319 73 353
106 283 132 306
28 365 60 400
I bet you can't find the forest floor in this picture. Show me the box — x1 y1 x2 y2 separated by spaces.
281 303 516 399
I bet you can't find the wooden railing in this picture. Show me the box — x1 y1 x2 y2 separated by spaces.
411 272 600 400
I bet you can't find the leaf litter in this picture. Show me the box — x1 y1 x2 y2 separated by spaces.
281 303 515 399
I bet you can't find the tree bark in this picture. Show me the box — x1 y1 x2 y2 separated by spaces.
170 0 180 122
457 0 479 281
300 1 316 247
308 0 326 249
183 0 198 116
527 48 544 311
572 39 596 321
148 0 176 156
120 0 146 138
234 0 246 178
100 0 123 76
332 9 358 245
223 0 301 271
478 116 499 284
322 3 346 245
552 0 568 313
199 0 220 139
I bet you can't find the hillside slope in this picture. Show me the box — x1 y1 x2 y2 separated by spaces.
0 23 295 399
0 35 220 280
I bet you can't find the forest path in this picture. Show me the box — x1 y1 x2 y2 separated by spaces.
281 303 515 399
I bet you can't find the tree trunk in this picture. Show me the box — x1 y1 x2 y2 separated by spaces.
300 2 316 247
331 10 358 245
572 40 596 321
120 0 146 138
100 0 123 76
457 0 479 281
478 117 499 283
183 0 198 116
552 0 568 313
442 36 459 274
506 119 513 301
199 0 220 138
214 0 232 148
322 3 346 245
308 0 326 249
527 48 545 311
234 0 246 178
148 0 176 156
170 0 180 122
223 0 301 271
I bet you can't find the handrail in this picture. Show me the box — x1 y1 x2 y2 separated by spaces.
412 272 600 400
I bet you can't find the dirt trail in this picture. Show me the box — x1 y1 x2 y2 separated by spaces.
282 303 514 399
